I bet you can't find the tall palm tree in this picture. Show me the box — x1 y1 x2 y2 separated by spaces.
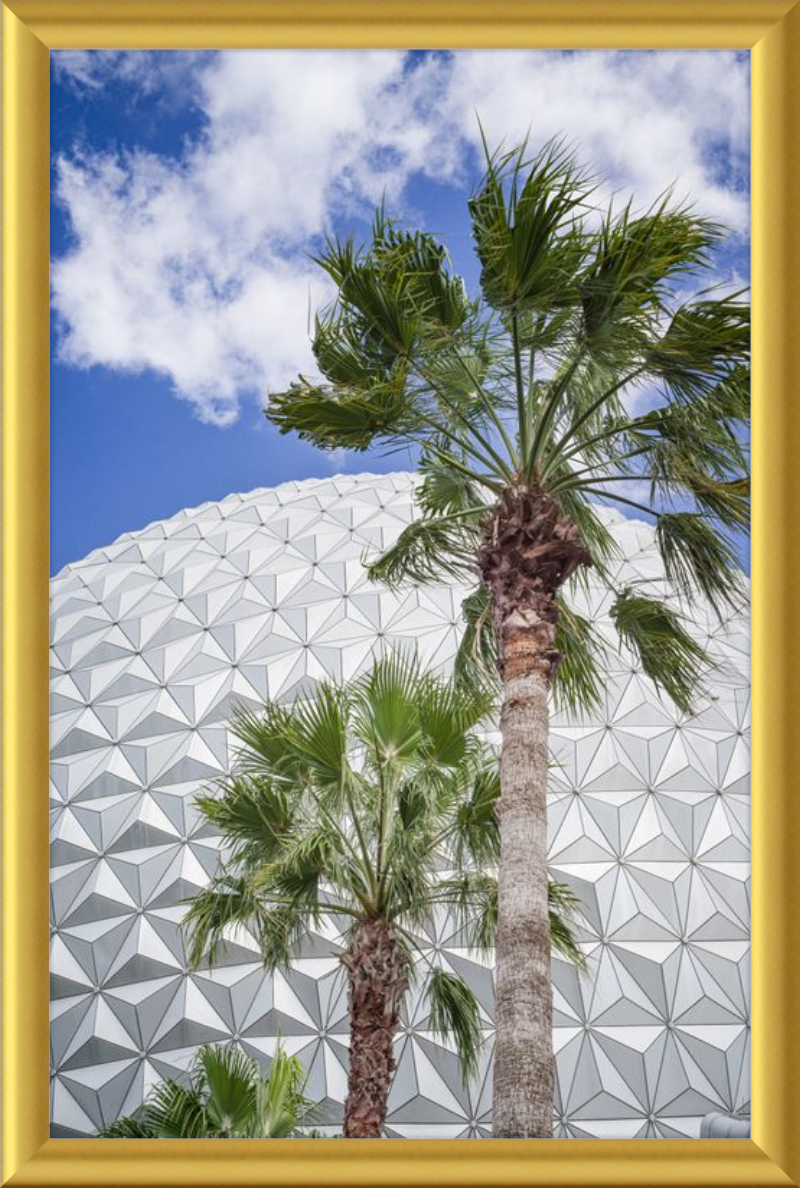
182 656 584 1138
101 1043 312 1138
266 140 750 1137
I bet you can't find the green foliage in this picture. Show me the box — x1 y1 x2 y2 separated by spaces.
427 967 483 1083
453 585 499 696
452 763 501 867
366 511 481 588
100 1045 312 1139
268 373 416 452
580 197 722 359
183 656 585 1093
657 512 747 615
552 597 608 715
646 293 750 403
434 873 586 966
266 136 749 717
546 880 587 968
468 137 594 313
610 589 709 714
454 582 610 718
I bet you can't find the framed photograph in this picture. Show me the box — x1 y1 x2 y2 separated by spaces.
2 1 798 1185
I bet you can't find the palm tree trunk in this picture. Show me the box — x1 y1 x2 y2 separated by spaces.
341 918 408 1139
478 488 591 1139
493 640 554 1138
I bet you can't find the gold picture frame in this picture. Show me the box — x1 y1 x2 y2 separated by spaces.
2 2 798 1184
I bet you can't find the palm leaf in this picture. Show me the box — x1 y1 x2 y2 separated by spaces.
547 880 587 967
646 294 750 403
553 488 619 578
100 1116 154 1138
144 1079 208 1139
416 446 486 516
452 764 501 868
426 967 483 1084
469 137 594 313
250 1049 312 1138
687 474 750 532
352 652 424 766
194 776 292 866
610 588 709 714
453 584 499 693
268 374 416 452
656 512 747 615
182 873 263 969
414 673 493 769
366 512 480 588
100 1044 310 1139
280 682 350 787
581 196 722 359
198 1044 258 1136
552 596 608 715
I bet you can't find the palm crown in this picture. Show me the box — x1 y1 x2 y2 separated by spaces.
183 655 583 1136
268 139 749 712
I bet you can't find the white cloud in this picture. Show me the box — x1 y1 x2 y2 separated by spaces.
51 49 749 426
52 49 210 97
438 50 750 229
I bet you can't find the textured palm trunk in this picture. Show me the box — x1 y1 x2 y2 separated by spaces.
493 652 554 1137
478 488 591 1139
341 918 408 1139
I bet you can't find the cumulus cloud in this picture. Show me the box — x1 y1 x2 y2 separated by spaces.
51 49 750 426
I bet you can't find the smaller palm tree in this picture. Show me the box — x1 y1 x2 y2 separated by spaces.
100 1044 312 1138
183 656 583 1138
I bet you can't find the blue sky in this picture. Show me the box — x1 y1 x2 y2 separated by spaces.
50 49 750 574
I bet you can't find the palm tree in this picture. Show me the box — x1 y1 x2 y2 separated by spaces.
101 1043 312 1138
182 655 584 1138
265 140 750 1137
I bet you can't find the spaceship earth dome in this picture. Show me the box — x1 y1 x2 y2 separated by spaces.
49 472 751 1139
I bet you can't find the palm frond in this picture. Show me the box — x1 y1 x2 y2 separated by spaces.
453 584 499 693
610 588 709 714
263 829 342 918
197 1045 258 1136
657 512 747 615
432 872 498 953
469 137 594 313
548 880 587 968
194 776 292 866
426 967 483 1084
248 1049 312 1139
687 474 750 533
366 512 479 589
452 765 501 868
268 374 417 452
416 446 486 517
100 1116 154 1138
704 362 750 423
552 596 608 715
144 1079 208 1139
581 196 723 359
182 873 263 969
279 682 350 788
352 652 424 767
414 672 493 769
646 294 750 403
231 699 303 780
182 876 309 972
553 489 620 578
100 1044 310 1139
